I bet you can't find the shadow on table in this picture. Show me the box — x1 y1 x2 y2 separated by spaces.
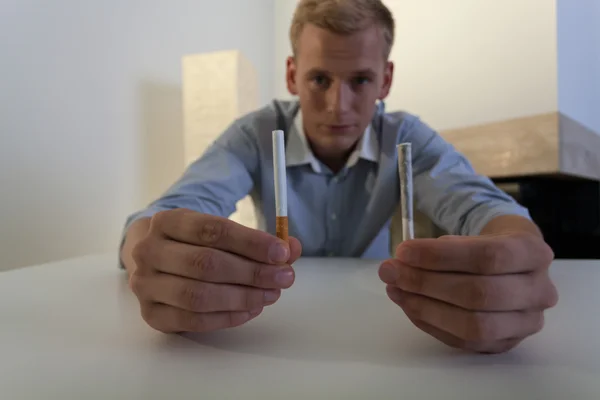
178 302 536 371
150 261 600 378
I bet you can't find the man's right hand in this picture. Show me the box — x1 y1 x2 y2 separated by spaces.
127 208 302 333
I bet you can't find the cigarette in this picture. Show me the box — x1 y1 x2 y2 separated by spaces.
272 130 288 242
397 143 414 241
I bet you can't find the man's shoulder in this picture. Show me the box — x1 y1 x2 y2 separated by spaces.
372 103 455 159
234 99 300 135
215 99 299 152
377 103 421 131
373 102 431 143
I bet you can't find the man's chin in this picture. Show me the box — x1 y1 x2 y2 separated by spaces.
317 137 358 155
321 125 359 136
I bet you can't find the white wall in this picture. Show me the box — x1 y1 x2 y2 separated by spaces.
274 0 299 103
273 0 557 131
557 0 600 134
0 0 275 270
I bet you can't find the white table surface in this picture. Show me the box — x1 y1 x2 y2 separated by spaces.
0 254 599 399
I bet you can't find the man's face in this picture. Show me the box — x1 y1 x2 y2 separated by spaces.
286 23 393 162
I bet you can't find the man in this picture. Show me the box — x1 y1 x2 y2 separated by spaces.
121 0 558 354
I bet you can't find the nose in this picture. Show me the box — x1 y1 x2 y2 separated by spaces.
326 80 352 117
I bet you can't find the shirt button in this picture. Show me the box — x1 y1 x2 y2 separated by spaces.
331 213 337 220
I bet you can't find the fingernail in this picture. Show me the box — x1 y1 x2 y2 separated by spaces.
275 269 294 287
269 242 289 263
380 262 400 283
397 246 417 265
264 290 280 304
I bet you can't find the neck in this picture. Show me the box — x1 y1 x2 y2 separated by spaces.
310 144 356 174
320 157 346 174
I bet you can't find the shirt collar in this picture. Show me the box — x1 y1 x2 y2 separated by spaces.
286 110 379 173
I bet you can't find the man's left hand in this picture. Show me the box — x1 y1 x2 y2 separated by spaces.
379 232 558 353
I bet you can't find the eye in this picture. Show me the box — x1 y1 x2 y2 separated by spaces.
311 75 330 89
353 76 371 86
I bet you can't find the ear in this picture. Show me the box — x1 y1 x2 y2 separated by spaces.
378 61 394 100
286 56 299 96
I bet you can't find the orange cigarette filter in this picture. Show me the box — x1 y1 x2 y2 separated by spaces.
276 216 288 242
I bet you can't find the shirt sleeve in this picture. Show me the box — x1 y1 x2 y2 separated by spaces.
406 116 531 236
118 121 260 265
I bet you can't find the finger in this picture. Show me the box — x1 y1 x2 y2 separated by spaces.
289 236 302 264
152 209 291 264
137 238 295 289
395 233 554 274
380 261 559 311
386 286 545 343
406 314 523 354
137 273 281 313
141 302 263 333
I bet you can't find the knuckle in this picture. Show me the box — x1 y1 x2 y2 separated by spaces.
128 273 145 297
190 248 219 279
151 209 172 228
518 233 554 268
480 240 510 274
531 272 559 309
131 239 151 270
424 247 444 268
538 241 555 266
198 218 227 246
403 267 424 293
465 313 498 342
151 208 191 234
466 280 492 310
179 283 207 312
252 264 264 287
131 238 162 276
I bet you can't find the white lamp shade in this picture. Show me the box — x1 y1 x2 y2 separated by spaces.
182 50 259 228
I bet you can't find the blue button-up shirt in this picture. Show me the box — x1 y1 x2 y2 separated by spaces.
123 100 530 259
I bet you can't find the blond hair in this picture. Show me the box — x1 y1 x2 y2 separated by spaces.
290 0 395 59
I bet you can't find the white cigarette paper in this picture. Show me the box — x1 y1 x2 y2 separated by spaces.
272 130 287 217
397 143 414 241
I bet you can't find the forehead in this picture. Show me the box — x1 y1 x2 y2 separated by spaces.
295 24 386 71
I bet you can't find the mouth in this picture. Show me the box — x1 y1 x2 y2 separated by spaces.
326 124 357 133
